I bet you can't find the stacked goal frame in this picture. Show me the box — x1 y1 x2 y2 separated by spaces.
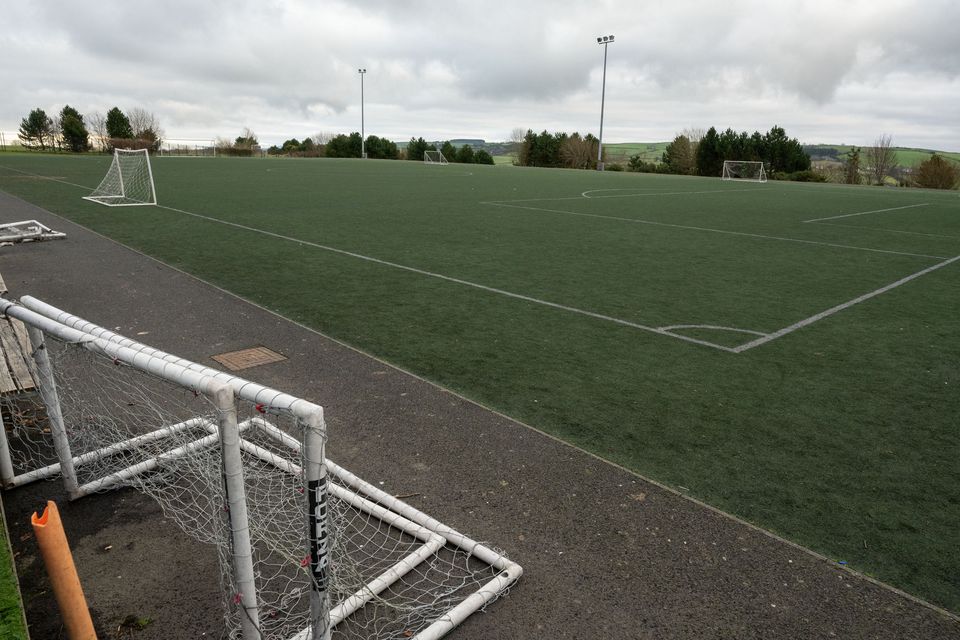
0 296 521 640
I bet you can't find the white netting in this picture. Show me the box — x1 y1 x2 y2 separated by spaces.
84 149 157 206
423 151 447 165
721 160 767 182
1 326 512 639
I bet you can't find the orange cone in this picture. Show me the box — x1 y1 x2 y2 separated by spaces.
31 501 97 640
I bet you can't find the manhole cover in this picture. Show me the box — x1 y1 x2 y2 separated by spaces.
211 346 287 371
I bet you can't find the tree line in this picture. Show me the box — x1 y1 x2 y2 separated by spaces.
513 130 603 169
261 133 494 164
820 137 959 189
17 105 163 152
639 126 811 177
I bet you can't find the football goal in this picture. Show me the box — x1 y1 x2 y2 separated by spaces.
423 150 448 165
721 160 767 182
83 148 157 206
0 295 521 640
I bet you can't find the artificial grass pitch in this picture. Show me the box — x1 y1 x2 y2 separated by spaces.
0 153 958 613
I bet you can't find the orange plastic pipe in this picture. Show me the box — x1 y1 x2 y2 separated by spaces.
31 501 97 640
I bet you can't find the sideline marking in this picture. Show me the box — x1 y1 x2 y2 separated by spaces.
810 221 960 240
580 187 765 199
155 205 739 352
803 203 930 223
482 200 947 260
0 165 94 191
733 255 960 352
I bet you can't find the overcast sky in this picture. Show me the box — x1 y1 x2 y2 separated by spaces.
2 0 959 149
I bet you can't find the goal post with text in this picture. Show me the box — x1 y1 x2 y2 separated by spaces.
83 148 158 206
721 160 767 182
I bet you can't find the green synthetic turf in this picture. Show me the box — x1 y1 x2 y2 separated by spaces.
1 154 958 612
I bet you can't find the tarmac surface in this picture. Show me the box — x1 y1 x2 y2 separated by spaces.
1 188 958 639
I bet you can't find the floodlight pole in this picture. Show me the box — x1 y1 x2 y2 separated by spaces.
358 68 367 159
596 35 614 171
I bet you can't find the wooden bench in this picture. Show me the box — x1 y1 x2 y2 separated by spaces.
0 315 36 396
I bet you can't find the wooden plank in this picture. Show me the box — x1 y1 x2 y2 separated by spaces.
0 324 16 394
0 318 35 392
10 318 32 359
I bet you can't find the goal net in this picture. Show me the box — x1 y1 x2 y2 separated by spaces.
423 150 448 165
0 296 521 640
721 160 767 182
83 148 158 206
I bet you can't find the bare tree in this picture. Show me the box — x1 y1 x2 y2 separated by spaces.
127 107 164 149
312 132 335 146
509 127 526 157
866 134 897 185
88 111 109 150
560 133 597 169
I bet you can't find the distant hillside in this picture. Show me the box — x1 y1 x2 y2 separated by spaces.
804 145 960 167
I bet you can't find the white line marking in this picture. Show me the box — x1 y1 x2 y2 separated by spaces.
809 221 960 240
658 324 768 337
0 164 94 190
576 189 759 202
483 201 947 260
803 203 930 223
488 187 764 205
156 204 738 352
732 255 960 352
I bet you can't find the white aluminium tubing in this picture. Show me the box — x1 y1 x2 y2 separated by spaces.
19 296 322 422
229 432 448 628
251 420 522 574
0 300 213 395
26 324 80 499
0 413 15 487
213 382 262 640
74 428 221 497
9 417 211 488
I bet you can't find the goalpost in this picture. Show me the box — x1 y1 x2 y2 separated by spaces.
83 148 158 206
423 150 448 165
0 296 521 640
721 160 767 183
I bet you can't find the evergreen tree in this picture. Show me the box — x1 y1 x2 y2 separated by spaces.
695 127 722 176
456 144 475 164
474 150 495 165
440 141 457 161
59 105 89 152
18 108 54 149
106 107 133 139
406 137 428 161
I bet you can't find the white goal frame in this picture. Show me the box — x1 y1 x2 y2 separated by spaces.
0 295 522 640
721 160 767 183
83 148 158 206
423 150 448 165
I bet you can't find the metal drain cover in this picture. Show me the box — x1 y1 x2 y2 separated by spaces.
211 346 287 371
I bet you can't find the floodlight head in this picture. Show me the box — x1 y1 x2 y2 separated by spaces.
609 35 615 41
597 37 602 43
358 68 366 74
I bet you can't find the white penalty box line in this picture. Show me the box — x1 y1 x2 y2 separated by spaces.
4 165 955 354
